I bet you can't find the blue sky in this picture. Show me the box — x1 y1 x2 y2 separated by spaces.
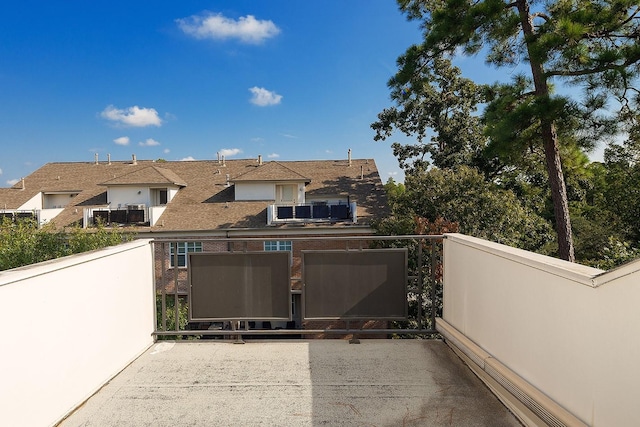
0 1 613 189
0 1 437 187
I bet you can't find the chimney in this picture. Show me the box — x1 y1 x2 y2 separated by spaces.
94 153 99 165
222 156 226 167
107 154 112 165
21 178 25 190
348 149 352 167
258 155 263 165
360 165 364 180
132 154 137 165
217 152 221 164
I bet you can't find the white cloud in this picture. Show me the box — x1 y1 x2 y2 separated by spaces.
7 178 19 186
114 136 130 146
139 138 160 147
177 12 280 44
181 156 196 161
267 153 279 158
219 148 242 157
249 87 282 106
0 168 3 175
280 133 297 139
163 148 170 154
101 105 162 127
251 137 264 143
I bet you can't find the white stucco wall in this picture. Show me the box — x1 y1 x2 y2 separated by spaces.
44 193 77 209
108 186 150 208
168 187 179 202
39 207 65 225
17 192 43 210
442 233 640 426
235 182 276 201
149 205 166 226
0 239 155 427
590 263 640 426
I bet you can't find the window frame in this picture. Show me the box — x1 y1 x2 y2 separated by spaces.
169 241 203 268
263 240 292 252
276 184 297 204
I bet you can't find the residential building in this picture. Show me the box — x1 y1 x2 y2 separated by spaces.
0 153 389 329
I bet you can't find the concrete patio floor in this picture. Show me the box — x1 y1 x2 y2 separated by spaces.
59 340 521 427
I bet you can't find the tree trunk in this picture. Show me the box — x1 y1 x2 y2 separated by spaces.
516 0 575 261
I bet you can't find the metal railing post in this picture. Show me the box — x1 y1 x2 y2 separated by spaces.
429 239 437 331
417 238 423 331
172 242 180 333
161 242 167 331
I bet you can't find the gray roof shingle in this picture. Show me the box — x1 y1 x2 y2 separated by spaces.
0 158 389 233
100 166 187 187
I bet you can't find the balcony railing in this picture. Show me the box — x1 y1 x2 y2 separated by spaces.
89 206 148 226
267 202 357 225
153 235 443 339
0 210 37 222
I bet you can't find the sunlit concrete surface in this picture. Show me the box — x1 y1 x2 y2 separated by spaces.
59 340 521 427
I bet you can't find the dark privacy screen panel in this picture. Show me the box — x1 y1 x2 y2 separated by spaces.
302 249 408 320
188 252 291 321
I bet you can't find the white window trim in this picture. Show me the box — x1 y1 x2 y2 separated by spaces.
264 240 292 252
169 241 203 268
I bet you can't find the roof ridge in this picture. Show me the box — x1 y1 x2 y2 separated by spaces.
100 165 187 186
233 161 310 182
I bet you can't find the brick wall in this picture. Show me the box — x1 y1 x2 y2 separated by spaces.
153 234 374 293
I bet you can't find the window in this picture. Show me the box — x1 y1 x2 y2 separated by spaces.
170 242 202 268
276 185 297 204
159 189 168 205
152 188 168 206
264 240 292 252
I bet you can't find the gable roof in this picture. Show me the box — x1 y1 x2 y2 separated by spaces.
232 161 311 183
0 157 389 234
100 166 187 187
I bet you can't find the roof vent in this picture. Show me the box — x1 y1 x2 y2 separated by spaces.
258 155 263 165
107 153 112 165
94 153 99 165
132 154 137 165
225 174 230 187
348 148 352 167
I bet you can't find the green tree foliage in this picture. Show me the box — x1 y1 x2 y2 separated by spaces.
0 217 134 271
407 166 554 251
381 0 640 261
375 167 554 252
155 295 199 340
373 57 489 172
602 138 640 242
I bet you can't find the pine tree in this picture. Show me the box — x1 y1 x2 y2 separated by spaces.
390 0 640 261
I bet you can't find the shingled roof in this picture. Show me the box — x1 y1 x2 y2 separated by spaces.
0 157 389 234
100 166 187 187
232 161 311 183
